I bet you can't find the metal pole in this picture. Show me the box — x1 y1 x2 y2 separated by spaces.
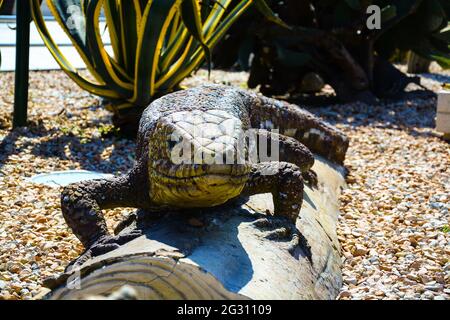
13 0 31 128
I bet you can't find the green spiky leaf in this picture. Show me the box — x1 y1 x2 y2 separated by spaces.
254 0 290 29
180 0 212 75
381 5 397 23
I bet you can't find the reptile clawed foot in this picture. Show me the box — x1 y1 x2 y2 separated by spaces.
68 230 143 270
303 170 318 189
91 230 143 256
251 217 301 255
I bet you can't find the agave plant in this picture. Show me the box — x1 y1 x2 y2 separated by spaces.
30 0 282 133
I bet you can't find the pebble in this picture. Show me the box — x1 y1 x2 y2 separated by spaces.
339 291 352 298
352 244 368 257
425 283 444 292
330 65 450 301
345 276 358 285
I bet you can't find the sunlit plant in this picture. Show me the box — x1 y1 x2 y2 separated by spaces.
30 0 284 126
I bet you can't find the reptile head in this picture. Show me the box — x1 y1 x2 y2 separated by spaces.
148 109 251 208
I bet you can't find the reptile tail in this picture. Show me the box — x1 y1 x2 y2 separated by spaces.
251 94 350 165
298 122 349 165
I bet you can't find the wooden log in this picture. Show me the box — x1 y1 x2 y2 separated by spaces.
39 156 346 300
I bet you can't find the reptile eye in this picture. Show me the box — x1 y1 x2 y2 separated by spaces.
168 139 177 150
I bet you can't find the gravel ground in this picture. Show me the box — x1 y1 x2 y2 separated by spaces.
0 67 449 300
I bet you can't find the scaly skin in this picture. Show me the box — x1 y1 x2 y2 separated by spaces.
61 84 349 260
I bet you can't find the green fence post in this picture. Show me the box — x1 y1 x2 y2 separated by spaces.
13 0 31 128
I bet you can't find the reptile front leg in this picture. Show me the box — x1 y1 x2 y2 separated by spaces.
248 94 349 164
242 162 304 222
242 162 305 254
61 166 150 252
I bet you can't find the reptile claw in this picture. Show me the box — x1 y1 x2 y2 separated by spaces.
263 227 291 240
92 230 143 253
90 242 120 256
68 230 143 269
303 170 318 189
287 233 300 254
251 217 272 228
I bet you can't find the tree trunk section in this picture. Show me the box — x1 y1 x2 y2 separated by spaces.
38 156 346 300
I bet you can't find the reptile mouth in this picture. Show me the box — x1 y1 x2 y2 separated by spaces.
149 160 251 179
149 160 250 207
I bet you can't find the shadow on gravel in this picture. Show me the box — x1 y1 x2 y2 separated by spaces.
287 89 439 137
28 134 134 173
420 73 450 84
0 118 135 173
0 131 19 171
0 119 53 171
